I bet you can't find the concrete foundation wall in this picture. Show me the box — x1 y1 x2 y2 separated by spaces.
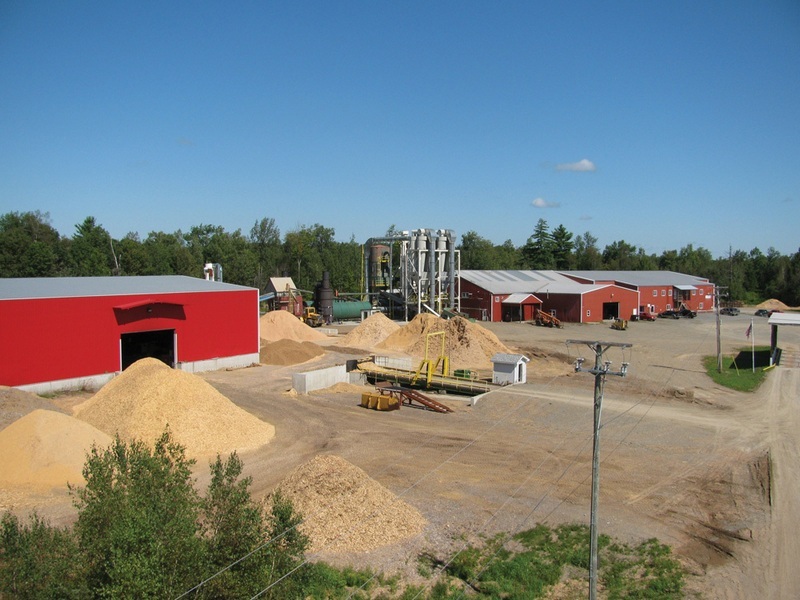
373 355 414 370
292 364 347 394
179 353 260 374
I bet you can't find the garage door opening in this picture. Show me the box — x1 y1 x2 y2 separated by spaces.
602 302 620 320
121 329 175 370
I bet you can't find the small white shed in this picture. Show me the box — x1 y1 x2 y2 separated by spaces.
491 353 530 385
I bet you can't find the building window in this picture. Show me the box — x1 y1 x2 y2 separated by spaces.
652 289 658 297
495 297 499 302
586 309 591 317
668 289 672 297
661 289 666 296
692 289 696 296
667 303 672 310
698 288 703 295
699 302 704 309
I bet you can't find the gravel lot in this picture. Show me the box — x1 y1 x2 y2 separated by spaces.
4 309 799 598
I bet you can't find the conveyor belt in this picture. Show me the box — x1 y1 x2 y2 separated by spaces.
358 365 492 396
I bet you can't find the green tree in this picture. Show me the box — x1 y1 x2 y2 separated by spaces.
328 237 362 292
494 240 520 269
259 490 310 599
574 232 602 269
551 224 574 270
115 232 150 276
676 244 713 278
71 431 204 598
601 239 639 270
201 452 271 598
459 231 496 269
282 224 335 291
70 217 114 276
250 218 283 291
0 512 87 598
142 230 198 275
0 211 64 277
522 218 554 269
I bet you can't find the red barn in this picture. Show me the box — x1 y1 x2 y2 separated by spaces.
563 271 715 316
0 276 260 393
458 270 638 323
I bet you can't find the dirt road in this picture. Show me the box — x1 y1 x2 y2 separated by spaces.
4 311 798 597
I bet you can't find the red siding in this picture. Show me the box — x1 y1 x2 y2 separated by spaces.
459 280 493 321
0 290 258 387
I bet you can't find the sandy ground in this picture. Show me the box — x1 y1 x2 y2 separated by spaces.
4 310 799 598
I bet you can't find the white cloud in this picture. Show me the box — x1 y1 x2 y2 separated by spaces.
579 214 592 220
532 197 560 208
556 158 596 172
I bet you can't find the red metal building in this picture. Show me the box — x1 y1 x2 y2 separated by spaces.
458 270 639 323
563 271 715 316
0 276 260 393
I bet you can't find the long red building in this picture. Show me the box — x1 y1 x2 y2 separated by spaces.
458 270 715 323
0 276 260 393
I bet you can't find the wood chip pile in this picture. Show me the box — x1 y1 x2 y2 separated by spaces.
277 454 426 554
260 339 324 366
0 385 66 431
377 314 512 368
337 312 400 349
755 298 792 310
73 358 275 459
260 309 328 343
0 409 112 489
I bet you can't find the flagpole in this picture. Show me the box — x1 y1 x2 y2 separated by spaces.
751 317 755 373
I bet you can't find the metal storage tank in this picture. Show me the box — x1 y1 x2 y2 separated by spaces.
332 299 372 320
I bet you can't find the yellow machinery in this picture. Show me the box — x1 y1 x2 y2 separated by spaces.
611 318 628 330
302 306 324 327
534 309 563 328
412 331 449 386
360 392 400 411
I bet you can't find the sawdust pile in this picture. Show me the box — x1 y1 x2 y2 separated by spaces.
73 358 275 459
277 454 426 554
310 382 374 395
338 312 400 349
260 309 328 343
377 314 512 368
260 339 324 365
755 299 792 311
0 386 66 431
0 409 112 489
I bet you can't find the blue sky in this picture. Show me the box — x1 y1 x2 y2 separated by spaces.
1 1 798 258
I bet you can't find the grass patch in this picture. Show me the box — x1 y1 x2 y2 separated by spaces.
411 523 685 599
703 346 770 392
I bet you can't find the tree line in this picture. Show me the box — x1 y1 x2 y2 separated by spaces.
1 211 798 305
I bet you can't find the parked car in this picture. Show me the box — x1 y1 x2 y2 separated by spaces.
679 306 697 318
658 310 681 319
720 307 740 316
754 309 769 317
638 311 656 321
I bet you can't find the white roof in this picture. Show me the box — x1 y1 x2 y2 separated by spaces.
0 276 254 301
490 353 530 364
460 270 606 295
768 313 800 326
502 293 540 304
566 270 711 287
267 277 297 293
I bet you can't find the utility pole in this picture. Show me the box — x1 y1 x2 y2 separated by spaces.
567 340 631 600
714 286 728 373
